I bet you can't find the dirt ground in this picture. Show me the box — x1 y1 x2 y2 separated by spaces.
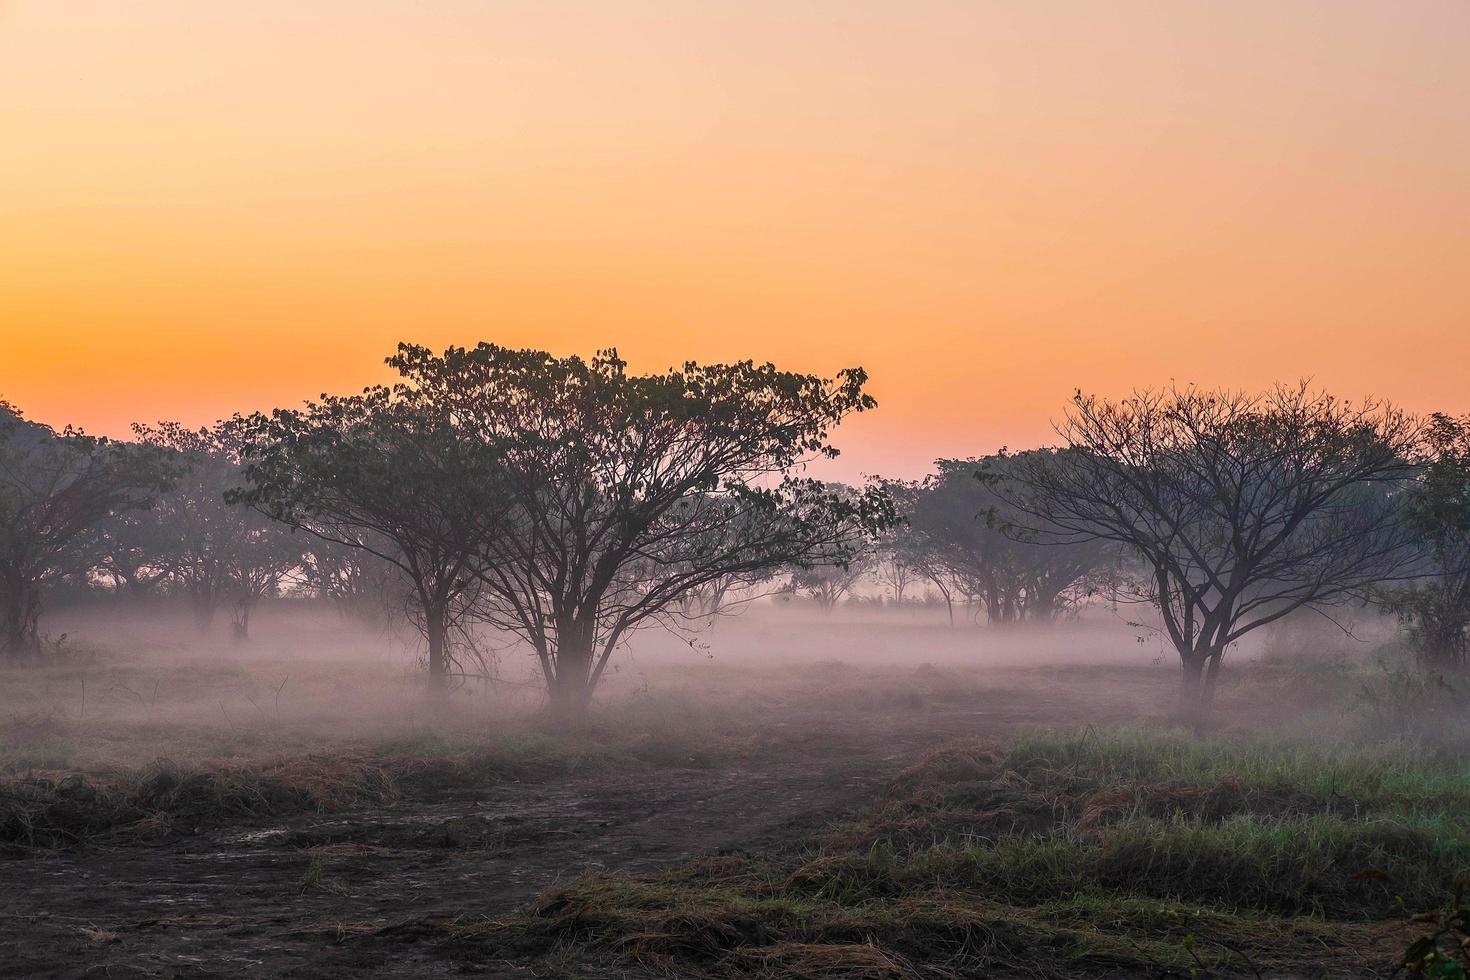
6 603 1351 979
0 669 1154 979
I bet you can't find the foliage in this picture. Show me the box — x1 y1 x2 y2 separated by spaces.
232 383 501 681
887 453 1112 626
1379 414 1470 668
386 342 892 719
129 421 303 637
1400 874 1470 978
0 401 174 655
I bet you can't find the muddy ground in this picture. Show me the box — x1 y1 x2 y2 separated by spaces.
0 675 1149 979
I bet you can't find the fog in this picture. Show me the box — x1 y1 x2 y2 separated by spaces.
0 594 1396 777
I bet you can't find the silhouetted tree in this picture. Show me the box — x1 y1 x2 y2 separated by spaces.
895 454 1109 626
297 535 404 629
786 545 872 612
1010 385 1421 709
94 506 177 596
1379 414 1470 667
389 342 891 722
131 422 302 637
0 401 173 656
233 385 504 686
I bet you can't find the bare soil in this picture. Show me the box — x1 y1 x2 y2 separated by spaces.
0 677 1136 979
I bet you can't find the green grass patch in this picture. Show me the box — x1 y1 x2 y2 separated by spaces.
491 727 1466 977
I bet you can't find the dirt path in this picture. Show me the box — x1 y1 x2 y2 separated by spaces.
0 705 1019 979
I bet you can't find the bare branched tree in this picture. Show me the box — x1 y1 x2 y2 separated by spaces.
1008 384 1421 709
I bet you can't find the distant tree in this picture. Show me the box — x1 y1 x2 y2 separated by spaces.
1379 414 1470 667
233 385 503 687
882 479 959 624
872 522 918 607
0 401 173 656
895 455 1110 626
783 482 878 613
94 506 178 596
297 535 404 629
677 566 780 624
874 556 915 607
1009 385 1421 709
786 545 872 612
221 514 303 640
131 421 302 637
389 343 891 722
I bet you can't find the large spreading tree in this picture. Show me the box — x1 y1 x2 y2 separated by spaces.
233 385 503 686
1009 385 1421 708
389 343 891 721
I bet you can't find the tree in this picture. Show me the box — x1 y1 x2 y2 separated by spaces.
233 385 503 686
1379 414 1470 667
131 421 303 637
782 482 878 613
388 342 890 722
882 479 960 624
94 506 178 596
894 455 1109 626
785 545 872 612
1009 385 1421 709
874 553 916 607
0 401 173 656
297 535 404 629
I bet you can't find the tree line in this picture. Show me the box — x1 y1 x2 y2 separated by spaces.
4 346 1469 718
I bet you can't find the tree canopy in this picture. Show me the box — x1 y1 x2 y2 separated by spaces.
386 343 891 718
1008 384 1421 708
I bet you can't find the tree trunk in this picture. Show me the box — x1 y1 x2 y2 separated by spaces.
424 601 448 691
1 580 41 658
547 627 596 727
191 590 217 631
1201 647 1226 709
230 600 252 641
1028 593 1056 623
985 590 1001 625
1178 646 1225 718
1178 652 1207 710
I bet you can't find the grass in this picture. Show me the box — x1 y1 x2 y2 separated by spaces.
483 728 1470 977
0 688 761 852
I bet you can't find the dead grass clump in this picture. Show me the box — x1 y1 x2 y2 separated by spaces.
505 869 1383 978
133 757 396 823
730 940 913 979
0 773 138 850
0 756 397 851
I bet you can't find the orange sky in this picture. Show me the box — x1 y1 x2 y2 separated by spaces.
3 2 1468 479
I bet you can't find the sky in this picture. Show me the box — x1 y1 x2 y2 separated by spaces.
2 1 1468 479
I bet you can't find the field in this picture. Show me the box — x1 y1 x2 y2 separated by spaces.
1 603 1466 979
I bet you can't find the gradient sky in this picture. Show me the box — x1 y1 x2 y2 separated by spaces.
3 2 1468 479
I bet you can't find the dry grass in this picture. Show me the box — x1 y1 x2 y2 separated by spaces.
484 728 1469 978
0 685 765 852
